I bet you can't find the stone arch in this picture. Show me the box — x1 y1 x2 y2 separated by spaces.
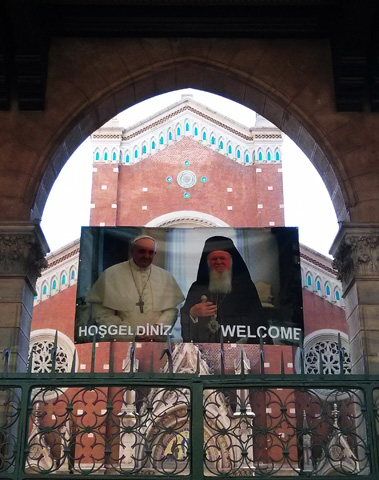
145 211 230 228
30 48 353 224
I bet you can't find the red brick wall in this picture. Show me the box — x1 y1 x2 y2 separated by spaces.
90 137 284 227
32 286 77 339
302 289 347 336
255 164 284 227
90 164 119 226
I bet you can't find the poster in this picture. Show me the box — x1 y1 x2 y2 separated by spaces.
74 226 303 346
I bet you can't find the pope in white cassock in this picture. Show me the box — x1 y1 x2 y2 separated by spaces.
85 235 184 341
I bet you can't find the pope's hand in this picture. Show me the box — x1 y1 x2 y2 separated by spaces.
190 301 217 318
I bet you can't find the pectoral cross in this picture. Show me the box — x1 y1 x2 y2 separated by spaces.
136 296 144 313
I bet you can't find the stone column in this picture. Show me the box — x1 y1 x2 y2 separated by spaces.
331 224 379 373
0 222 48 372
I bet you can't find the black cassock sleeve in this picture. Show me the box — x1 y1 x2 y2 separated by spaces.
180 280 269 344
180 283 205 342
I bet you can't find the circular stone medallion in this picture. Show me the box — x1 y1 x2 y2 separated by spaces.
177 170 197 188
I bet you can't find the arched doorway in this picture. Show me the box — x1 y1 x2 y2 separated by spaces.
31 51 352 226
3 38 378 374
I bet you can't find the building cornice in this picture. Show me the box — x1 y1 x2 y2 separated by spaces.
300 252 337 277
43 247 80 271
92 104 282 144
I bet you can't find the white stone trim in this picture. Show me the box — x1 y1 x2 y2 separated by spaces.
145 211 230 228
91 98 283 168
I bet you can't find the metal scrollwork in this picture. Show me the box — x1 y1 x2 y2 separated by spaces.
203 386 369 477
25 385 190 475
0 380 371 477
0 387 21 473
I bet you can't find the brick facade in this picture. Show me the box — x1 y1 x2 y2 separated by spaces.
91 137 284 228
31 96 347 376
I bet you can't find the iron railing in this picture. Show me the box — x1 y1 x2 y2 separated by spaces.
1 336 379 479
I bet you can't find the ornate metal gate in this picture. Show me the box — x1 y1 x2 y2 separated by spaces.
1 339 379 479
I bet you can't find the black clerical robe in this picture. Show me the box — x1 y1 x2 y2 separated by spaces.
180 277 268 343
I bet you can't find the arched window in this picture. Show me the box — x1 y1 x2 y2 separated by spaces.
104 152 108 161
177 127 181 136
29 330 77 375
52 279 57 290
307 275 312 286
186 122 189 132
168 131 172 141
70 268 76 284
219 140 224 149
202 131 207 140
194 127 198 136
237 149 241 159
160 136 164 144
95 152 99 161
298 330 351 375
245 154 249 163
267 150 271 161
43 285 47 295
134 149 138 158
152 141 156 150
228 145 232 154
62 274 66 285
275 150 280 161
316 280 321 291
142 145 147 154
211 136 215 145
325 284 331 296
258 151 263 161
112 152 117 161
126 154 130 163
335 290 340 301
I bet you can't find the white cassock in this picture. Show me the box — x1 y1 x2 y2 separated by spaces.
86 260 184 336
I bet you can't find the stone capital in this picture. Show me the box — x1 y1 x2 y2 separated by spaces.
0 222 49 287
330 223 379 289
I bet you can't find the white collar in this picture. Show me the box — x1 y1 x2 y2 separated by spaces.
130 259 152 273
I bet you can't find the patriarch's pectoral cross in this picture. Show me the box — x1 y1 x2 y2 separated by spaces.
136 296 144 313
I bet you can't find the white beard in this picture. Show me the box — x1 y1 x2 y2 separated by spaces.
209 268 232 293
